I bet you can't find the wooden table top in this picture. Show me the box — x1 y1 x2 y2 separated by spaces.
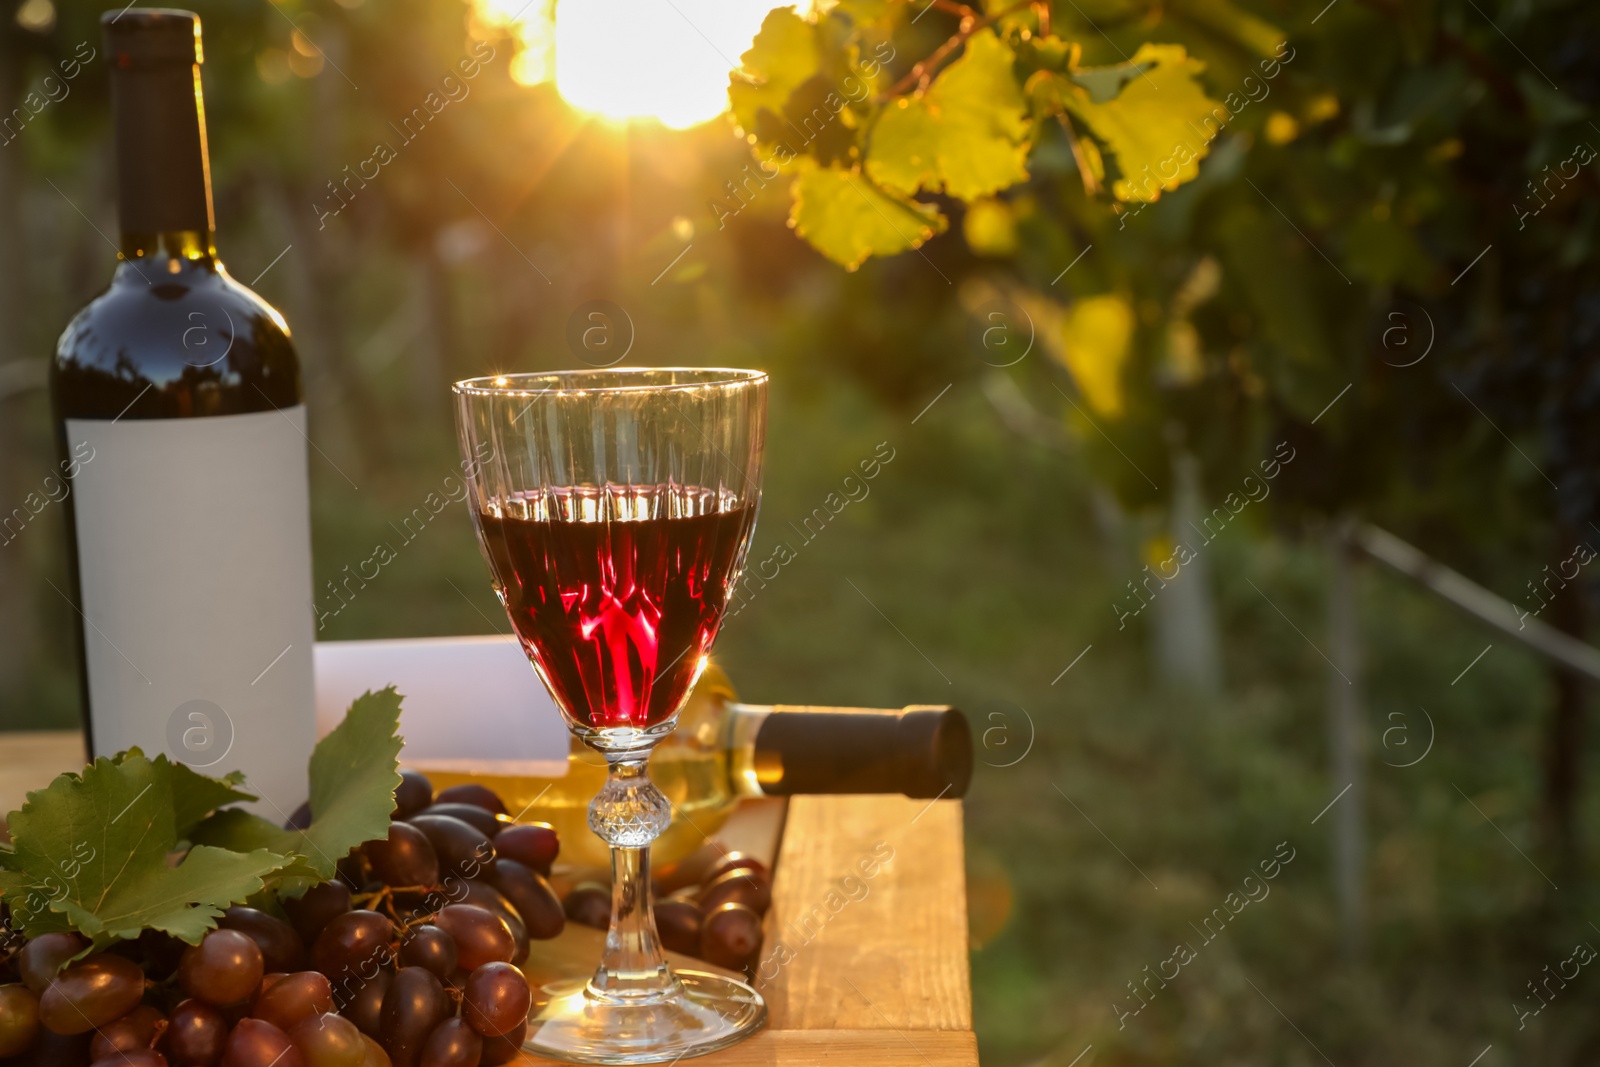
0 731 979 1066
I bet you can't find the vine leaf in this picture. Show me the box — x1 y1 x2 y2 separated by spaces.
789 163 947 269
866 29 1031 201
1060 44 1223 203
0 752 289 950
729 7 818 139
189 687 404 897
1059 294 1134 418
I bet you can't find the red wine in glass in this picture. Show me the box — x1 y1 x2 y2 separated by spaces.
478 485 756 731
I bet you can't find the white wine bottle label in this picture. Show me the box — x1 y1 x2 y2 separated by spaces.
314 635 570 777
67 407 316 816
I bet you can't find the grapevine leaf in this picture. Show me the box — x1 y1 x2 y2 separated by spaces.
1061 44 1224 203
867 29 1031 201
832 0 890 26
58 846 288 947
1 752 290 949
729 7 817 139
159 759 254 841
789 163 947 269
1058 294 1134 418
189 688 404 894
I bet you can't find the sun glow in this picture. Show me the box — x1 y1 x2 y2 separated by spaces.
479 0 777 129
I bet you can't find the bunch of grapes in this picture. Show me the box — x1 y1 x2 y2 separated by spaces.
562 851 771 975
0 772 563 1067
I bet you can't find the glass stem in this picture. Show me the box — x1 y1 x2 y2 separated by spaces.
588 755 678 1001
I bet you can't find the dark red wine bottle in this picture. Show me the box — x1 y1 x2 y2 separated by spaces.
49 10 314 810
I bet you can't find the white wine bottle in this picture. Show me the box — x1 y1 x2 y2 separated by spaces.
50 10 316 812
419 665 972 868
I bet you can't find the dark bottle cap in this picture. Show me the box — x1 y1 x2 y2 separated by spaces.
752 706 972 799
102 8 203 67
103 9 214 238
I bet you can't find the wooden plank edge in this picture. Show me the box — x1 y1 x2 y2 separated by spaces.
513 1028 979 1066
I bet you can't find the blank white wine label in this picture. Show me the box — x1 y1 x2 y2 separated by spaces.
313 635 570 776
68 408 316 816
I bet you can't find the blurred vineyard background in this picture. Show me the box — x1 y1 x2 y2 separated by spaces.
4 0 1600 1062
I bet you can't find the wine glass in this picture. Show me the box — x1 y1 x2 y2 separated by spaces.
453 368 768 1063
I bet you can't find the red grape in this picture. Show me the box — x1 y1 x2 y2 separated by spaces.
377 967 450 1067
18 932 87 993
406 817 493 882
358 1034 391 1067
460 963 530 1038
0 983 40 1056
288 1012 365 1067
474 1021 525 1067
220 907 307 974
699 902 762 971
91 1050 167 1067
393 771 434 820
251 970 334 1032
179 930 264 1007
485 859 564 941
39 953 145 1035
705 851 769 884
562 883 611 930
364 824 440 888
311 912 394 990
221 1019 305 1067
457 884 527 964
417 1017 481 1067
340 971 390 1039
396 926 456 981
409 805 506 840
283 883 353 946
490 824 558 875
430 906 514 972
166 998 228 1067
431 784 506 816
699 866 771 916
654 899 702 957
89 1003 165 1060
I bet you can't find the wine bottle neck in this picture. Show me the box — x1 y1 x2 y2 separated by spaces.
119 229 216 263
107 21 215 241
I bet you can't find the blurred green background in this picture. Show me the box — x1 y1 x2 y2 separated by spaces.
4 0 1600 1063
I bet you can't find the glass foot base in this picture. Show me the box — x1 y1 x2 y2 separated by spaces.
522 969 767 1065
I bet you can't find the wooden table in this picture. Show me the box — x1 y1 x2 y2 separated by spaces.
0 732 978 1067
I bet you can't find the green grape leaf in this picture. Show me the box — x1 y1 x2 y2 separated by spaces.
1061 44 1224 203
0 752 290 949
160 759 254 841
789 163 948 269
729 7 818 139
1058 294 1134 418
833 0 890 26
189 688 403 895
866 29 1031 201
